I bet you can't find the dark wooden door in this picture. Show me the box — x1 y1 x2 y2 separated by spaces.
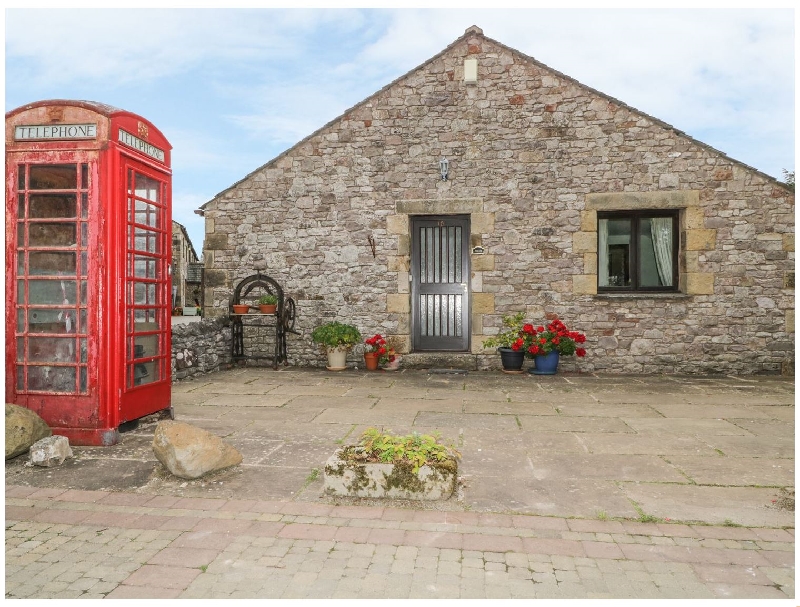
411 216 470 351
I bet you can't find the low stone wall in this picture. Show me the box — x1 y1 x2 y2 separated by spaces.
171 317 232 382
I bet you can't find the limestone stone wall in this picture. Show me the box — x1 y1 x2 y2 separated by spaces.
171 318 232 381
200 27 794 374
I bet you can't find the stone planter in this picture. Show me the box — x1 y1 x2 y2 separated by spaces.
323 448 457 500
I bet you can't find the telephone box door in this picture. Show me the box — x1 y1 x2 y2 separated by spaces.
119 159 171 422
7 157 100 427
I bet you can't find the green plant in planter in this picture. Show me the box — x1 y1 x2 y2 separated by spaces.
343 427 461 473
482 312 529 350
258 294 278 305
311 321 362 350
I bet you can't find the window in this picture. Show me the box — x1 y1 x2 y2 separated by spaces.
597 211 678 291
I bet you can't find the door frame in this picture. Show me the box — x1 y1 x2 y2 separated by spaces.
410 214 471 352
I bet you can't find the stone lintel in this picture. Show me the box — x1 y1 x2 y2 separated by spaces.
585 190 700 210
396 199 483 215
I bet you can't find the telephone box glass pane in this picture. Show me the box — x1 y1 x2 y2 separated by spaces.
18 165 26 190
28 280 76 305
28 366 75 392
135 174 160 203
133 308 159 327
80 367 87 393
28 337 75 362
81 163 88 189
16 338 24 361
29 223 77 247
131 360 158 387
29 165 77 189
134 226 159 252
133 256 158 278
133 282 157 305
17 251 25 274
29 194 77 218
18 193 25 218
81 192 88 219
29 252 76 276
27 308 73 334
80 338 87 363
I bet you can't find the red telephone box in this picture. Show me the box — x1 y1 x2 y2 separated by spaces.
5 100 173 445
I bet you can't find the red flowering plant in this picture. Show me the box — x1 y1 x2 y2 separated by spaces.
523 317 587 358
364 334 396 366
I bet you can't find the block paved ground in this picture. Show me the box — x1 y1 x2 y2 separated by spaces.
5 368 795 599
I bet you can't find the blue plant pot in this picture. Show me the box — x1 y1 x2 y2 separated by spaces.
529 351 560 375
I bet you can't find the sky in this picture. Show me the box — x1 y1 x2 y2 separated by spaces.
5 7 795 255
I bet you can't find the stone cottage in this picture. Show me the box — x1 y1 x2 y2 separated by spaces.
197 26 794 374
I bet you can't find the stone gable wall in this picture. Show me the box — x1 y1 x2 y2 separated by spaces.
201 31 794 374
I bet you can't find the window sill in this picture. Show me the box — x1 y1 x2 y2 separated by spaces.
594 292 690 300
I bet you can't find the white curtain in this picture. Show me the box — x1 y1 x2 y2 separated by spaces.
598 219 609 287
650 217 673 286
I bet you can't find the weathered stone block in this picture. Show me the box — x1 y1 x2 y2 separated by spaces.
204 269 228 288
783 234 795 251
573 274 597 295
472 292 495 313
387 256 410 272
685 273 715 295
471 254 495 271
471 212 495 234
583 253 597 274
386 214 408 235
684 206 705 230
685 229 717 251
572 231 597 254
386 294 410 313
6 404 51 460
580 210 597 232
204 233 228 250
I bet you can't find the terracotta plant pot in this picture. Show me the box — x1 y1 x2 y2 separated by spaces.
232 304 249 315
363 352 379 371
259 304 277 314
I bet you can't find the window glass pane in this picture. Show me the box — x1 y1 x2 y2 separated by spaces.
29 164 76 190
81 192 88 219
18 165 26 190
29 223 76 247
81 163 89 189
134 226 159 253
29 252 76 276
80 367 87 393
134 308 160 329
28 280 76 305
17 309 25 332
17 280 25 304
134 282 157 305
133 255 158 279
27 365 76 392
29 194 77 218
131 360 158 387
599 218 632 287
135 200 160 228
18 193 25 218
135 173 160 203
17 251 25 275
27 308 74 334
17 367 24 391
28 337 75 362
17 338 24 361
640 217 674 287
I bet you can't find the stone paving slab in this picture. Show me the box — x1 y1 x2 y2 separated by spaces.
5 369 794 599
6 486 792 599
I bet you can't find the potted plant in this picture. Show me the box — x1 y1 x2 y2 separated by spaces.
324 427 460 500
258 294 278 314
482 312 533 374
311 321 362 370
363 334 397 371
525 317 587 375
232 304 250 315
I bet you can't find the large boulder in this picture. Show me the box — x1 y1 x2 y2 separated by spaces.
30 435 73 467
152 420 242 480
6 404 51 459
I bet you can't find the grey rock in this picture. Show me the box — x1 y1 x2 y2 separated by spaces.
6 403 51 460
152 420 242 480
30 435 73 467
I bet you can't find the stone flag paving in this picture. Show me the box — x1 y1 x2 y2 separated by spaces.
5 368 795 599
